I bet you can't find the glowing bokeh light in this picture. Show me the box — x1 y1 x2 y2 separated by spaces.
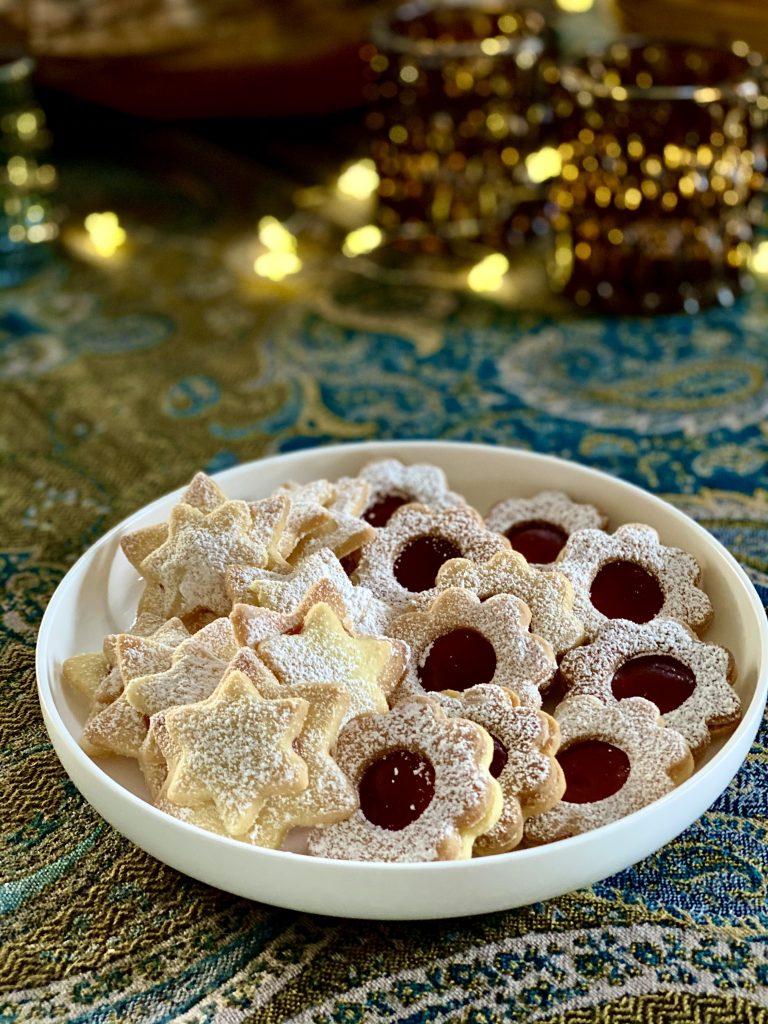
342 224 384 257
84 211 126 257
467 253 509 292
525 146 562 183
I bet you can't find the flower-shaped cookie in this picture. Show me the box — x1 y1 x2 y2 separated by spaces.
556 524 713 639
524 695 693 844
357 458 467 528
389 588 556 708
486 490 607 566
160 667 309 836
435 550 585 657
353 503 509 611
307 697 502 861
257 601 407 725
558 618 741 756
439 685 564 855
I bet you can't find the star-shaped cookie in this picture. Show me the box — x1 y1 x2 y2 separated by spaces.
161 668 309 835
257 602 406 724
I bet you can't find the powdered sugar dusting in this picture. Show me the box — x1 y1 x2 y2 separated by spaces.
524 695 693 844
307 697 500 862
559 617 740 755
556 524 713 638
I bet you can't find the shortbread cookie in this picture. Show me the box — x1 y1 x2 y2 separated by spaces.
357 458 467 527
524 695 693 844
290 476 375 564
229 548 377 633
307 697 502 862
435 550 585 657
558 618 741 756
353 503 509 611
556 524 713 639
228 648 358 848
272 479 335 562
258 602 407 724
138 499 274 622
160 667 309 836
439 685 564 854
123 617 240 717
389 588 556 708
486 490 607 565
78 621 190 757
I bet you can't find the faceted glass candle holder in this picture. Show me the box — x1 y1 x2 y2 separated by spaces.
362 0 559 251
549 40 761 314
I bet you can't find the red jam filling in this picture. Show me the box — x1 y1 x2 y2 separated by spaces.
363 493 411 528
358 749 436 830
418 628 497 692
611 653 696 714
394 535 462 592
589 560 664 623
489 735 509 778
505 520 569 563
557 740 630 803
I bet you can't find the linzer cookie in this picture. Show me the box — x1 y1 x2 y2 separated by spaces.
389 588 556 709
353 503 509 611
485 490 607 565
556 524 713 639
160 666 309 836
435 550 585 657
357 458 467 528
307 697 503 862
438 685 564 855
524 695 693 845
558 618 741 756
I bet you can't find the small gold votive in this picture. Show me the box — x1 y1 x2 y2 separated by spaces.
549 39 762 314
362 0 559 251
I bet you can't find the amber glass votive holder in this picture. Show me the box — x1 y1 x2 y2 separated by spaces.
362 0 558 251
549 40 761 314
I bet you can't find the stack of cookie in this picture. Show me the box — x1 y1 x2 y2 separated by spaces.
63 459 742 862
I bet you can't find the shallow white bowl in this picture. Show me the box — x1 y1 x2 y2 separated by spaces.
37 441 768 920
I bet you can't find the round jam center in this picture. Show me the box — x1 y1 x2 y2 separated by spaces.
489 735 509 779
589 560 664 623
358 749 436 831
557 740 631 803
505 520 568 563
611 653 696 714
363 493 411 528
418 628 497 692
394 535 462 592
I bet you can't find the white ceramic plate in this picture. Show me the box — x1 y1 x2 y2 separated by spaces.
37 441 768 920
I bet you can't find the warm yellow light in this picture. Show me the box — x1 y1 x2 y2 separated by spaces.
16 111 38 137
467 253 509 292
750 240 768 275
342 224 383 257
84 211 126 257
337 159 380 201
7 156 28 186
555 0 593 10
525 146 562 183
258 216 297 253
480 37 504 56
253 251 302 281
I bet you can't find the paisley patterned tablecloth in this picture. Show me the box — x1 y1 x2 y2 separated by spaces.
1 122 767 1024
